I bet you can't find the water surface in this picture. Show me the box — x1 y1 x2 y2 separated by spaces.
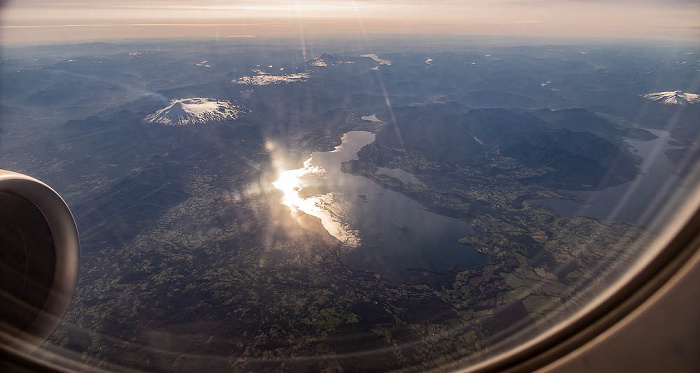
377 167 425 186
274 131 485 280
531 129 682 228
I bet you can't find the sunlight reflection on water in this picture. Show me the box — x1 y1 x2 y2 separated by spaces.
267 130 483 280
271 132 377 246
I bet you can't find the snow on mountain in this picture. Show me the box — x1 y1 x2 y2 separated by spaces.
308 53 343 67
144 98 241 126
642 91 700 105
361 54 392 66
361 114 382 122
234 70 310 85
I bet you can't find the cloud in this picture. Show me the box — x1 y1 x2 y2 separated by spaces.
2 0 698 44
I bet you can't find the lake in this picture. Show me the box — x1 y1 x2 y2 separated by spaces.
530 129 683 228
274 131 485 281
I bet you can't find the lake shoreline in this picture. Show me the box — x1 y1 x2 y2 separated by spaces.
528 128 681 227
277 130 487 281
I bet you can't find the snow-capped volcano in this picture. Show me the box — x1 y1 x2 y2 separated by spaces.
308 53 343 67
144 98 241 126
641 91 700 105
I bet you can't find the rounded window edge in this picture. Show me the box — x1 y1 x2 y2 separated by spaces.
452 185 700 373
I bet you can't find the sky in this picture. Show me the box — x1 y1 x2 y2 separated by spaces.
1 0 698 45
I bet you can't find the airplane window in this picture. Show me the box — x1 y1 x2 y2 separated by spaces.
1 1 699 372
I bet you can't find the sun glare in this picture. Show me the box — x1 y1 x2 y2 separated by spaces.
272 167 306 212
272 158 359 246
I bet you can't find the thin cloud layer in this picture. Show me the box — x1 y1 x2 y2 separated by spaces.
1 0 698 44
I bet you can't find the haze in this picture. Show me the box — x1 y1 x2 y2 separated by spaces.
1 0 699 44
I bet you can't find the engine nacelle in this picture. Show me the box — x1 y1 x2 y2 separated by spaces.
0 170 79 352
